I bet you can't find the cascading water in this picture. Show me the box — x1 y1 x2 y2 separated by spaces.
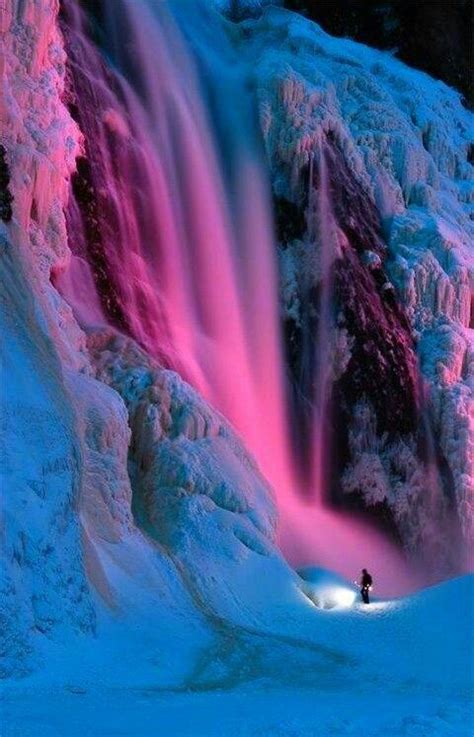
59 0 297 504
308 144 338 501
57 0 420 592
416 378 464 573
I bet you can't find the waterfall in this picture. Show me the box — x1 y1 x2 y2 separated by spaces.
308 144 338 501
417 379 464 574
56 0 417 592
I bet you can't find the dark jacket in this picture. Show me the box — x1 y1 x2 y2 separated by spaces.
361 572 372 588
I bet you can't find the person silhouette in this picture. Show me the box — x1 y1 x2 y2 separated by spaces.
360 568 373 604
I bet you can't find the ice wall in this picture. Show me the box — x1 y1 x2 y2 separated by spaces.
0 0 298 677
240 7 472 562
1 0 94 675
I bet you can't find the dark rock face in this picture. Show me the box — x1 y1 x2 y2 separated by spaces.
0 145 14 222
274 196 306 246
58 4 132 334
325 141 419 440
277 137 419 512
284 0 472 107
68 155 130 332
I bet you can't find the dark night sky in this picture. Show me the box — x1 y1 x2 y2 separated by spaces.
284 0 473 107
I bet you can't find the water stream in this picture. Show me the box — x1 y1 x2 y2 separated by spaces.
56 0 421 593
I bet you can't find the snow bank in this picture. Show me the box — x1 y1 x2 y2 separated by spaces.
1 0 93 676
86 329 302 627
3 572 473 736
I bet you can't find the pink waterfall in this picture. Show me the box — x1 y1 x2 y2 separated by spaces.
56 0 423 593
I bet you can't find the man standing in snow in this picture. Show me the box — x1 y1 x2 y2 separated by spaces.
360 569 373 604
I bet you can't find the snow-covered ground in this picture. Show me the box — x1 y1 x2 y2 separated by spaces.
2 573 473 736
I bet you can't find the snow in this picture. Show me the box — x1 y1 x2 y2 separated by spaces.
0 0 94 677
211 0 281 17
2 574 473 736
1 689 469 737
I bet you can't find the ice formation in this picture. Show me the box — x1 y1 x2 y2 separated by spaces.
1 0 472 688
239 7 473 565
1 2 293 675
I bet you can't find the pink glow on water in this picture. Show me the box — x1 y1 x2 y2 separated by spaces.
308 145 338 501
107 1 295 494
56 255 105 326
279 503 421 596
60 0 420 594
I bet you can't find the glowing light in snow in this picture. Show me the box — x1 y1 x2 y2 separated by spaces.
308 586 357 609
332 587 357 607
